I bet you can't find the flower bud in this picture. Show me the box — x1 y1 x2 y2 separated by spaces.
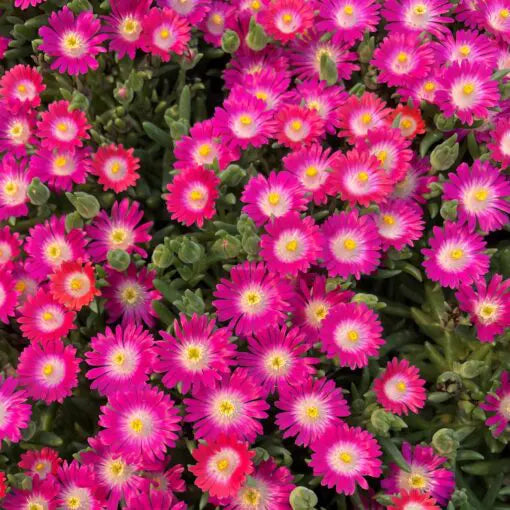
437 371 463 395
319 53 338 86
27 178 50 206
177 238 203 264
434 113 456 132
170 119 189 141
289 487 318 510
370 408 391 435
220 164 246 186
152 244 173 269
440 199 458 221
430 135 459 171
66 191 100 219
246 17 268 51
65 211 84 233
107 249 130 272
222 29 240 54
432 428 459 456
242 234 260 256
237 214 257 236
457 360 485 379
212 234 242 259
358 36 375 63
175 289 205 315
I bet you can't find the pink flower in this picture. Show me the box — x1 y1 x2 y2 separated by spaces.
201 2 236 46
387 104 425 138
39 7 107 75
154 313 236 394
0 104 36 157
481 0 510 41
0 226 21 270
0 155 32 221
320 302 384 369
274 104 324 149
388 490 441 510
422 222 490 289
14 0 45 9
0 376 31 444
310 423 382 495
166 167 219 227
99 384 181 462
391 156 435 204
480 371 510 436
213 261 293 336
85 323 157 396
158 0 210 24
433 29 497 66
488 117 510 167
3 475 58 510
184 368 269 442
19 448 61 480
0 267 17 324
0 65 45 110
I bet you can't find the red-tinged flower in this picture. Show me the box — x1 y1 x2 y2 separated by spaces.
19 448 62 480
259 0 314 43
0 65 45 110
158 0 210 24
391 156 435 204
388 490 441 510
91 143 140 193
310 423 382 495
488 117 510 167
189 435 255 499
0 267 17 325
0 226 21 270
0 376 31 444
0 104 36 157
12 263 39 306
481 371 510 436
481 0 510 42
0 472 6 499
37 100 90 151
0 155 32 221
275 104 324 149
201 2 236 46
38 7 107 75
166 167 219 227
387 104 426 138
141 8 191 60
3 475 59 510
18 289 77 344
320 302 384 369
49 260 100 311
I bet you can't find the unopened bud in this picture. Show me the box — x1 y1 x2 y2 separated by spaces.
107 249 130 272
27 178 50 205
66 191 100 219
222 29 240 54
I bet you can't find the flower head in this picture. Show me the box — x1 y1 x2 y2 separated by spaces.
0 155 32 220
19 448 61 480
0 267 17 325
480 371 510 436
0 104 36 157
201 2 236 46
3 475 58 510
388 490 441 510
259 0 315 42
433 29 497 66
158 0 210 24
0 65 45 110
0 376 31 444
0 226 21 270
275 104 325 149
387 105 426 138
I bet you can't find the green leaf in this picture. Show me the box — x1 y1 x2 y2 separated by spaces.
142 121 171 147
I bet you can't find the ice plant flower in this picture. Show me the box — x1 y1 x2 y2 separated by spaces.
433 29 497 66
0 155 32 221
201 1 235 46
189 435 255 499
3 475 59 510
275 104 324 149
19 448 61 480
0 376 31 444
12 264 39 306
39 7 107 75
388 490 441 510
14 0 45 9
481 0 510 41
259 0 315 42
213 261 293 336
382 442 455 505
321 210 381 279
374 358 427 415
91 144 140 192
17 340 80 404
275 377 350 446
456 274 510 342
309 423 382 495
480 371 510 436
166 166 220 227
236 324 317 396
387 105 426 139
99 384 181 462
0 268 17 325
488 117 510 167
0 64 45 110
85 323 157 396
0 226 21 270
154 313 236 394
422 222 490 289
391 156 435 204
0 104 36 157
158 0 210 24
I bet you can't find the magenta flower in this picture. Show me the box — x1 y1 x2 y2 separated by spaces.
0 267 17 325
85 323 157 396
481 371 510 436
154 313 235 394
0 155 32 221
398 75 441 104
310 423 382 495
14 0 45 9
39 7 107 75
433 29 497 66
391 156 435 204
158 0 210 24
3 475 58 510
275 377 350 447
184 368 269 442
201 1 236 46
0 64 45 110
99 384 181 462
422 222 490 289
0 376 31 444
0 103 36 157
275 104 325 149
212 261 293 336
481 0 510 41
19 448 61 480
488 117 510 167
0 226 21 270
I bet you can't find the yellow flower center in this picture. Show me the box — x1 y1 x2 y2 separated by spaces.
269 354 286 371
109 460 125 477
475 188 488 201
396 380 407 391
251 0 261 10
361 113 372 124
4 181 18 195
401 118 412 129
282 13 293 23
357 171 369 182
242 488 261 506
315 304 327 320
291 120 302 131
42 312 54 321
459 45 471 56
450 249 464 260
55 156 67 168
9 123 23 137
343 4 354 14
46 243 62 259
122 286 139 304
344 238 357 250
70 277 83 290
216 458 229 471
377 150 387 163
67 496 81 509
397 52 408 63
160 28 170 39
268 192 280 205
305 165 318 177
15 280 26 292
57 122 68 132
186 346 202 362
113 352 125 366
255 91 268 101
64 34 81 50
29 505 44 510
130 418 144 434
286 239 298 252
211 13 223 25
198 144 211 157
382 214 395 225
111 228 128 244
479 304 496 320
17 84 26 93
35 462 45 472
338 452 352 463
42 363 54 376
463 83 475 95
347 330 359 342
239 114 253 125
409 473 427 489
413 3 427 14
245 291 261 306
219 400 235 416
111 162 121 174
189 189 203 201
122 18 139 34
306 405 320 420
424 81 436 92
500 8 510 18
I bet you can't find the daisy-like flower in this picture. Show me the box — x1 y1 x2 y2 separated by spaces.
0 268 17 325
374 358 426 415
38 7 107 75
29 147 91 192
443 161 510 232
274 104 324 149
331 150 392 207
184 368 269 442
190 435 255 499
391 156 434 204
259 0 315 43
86 199 152 262
398 76 441 104
17 340 80 404
320 302 384 369
154 313 236 394
99 384 181 462
481 371 510 436
241 171 306 227
436 61 499 126
103 0 151 59
12 263 39 306
260 213 323 276
91 143 140 193
166 167 220 227
3 475 59 510
387 105 426 139
321 211 381 279
290 30 359 82
433 29 497 66
310 423 382 495
456 274 510 342
422 222 490 289
237 324 317 396
455 0 483 27
49 260 100 311
372 33 433 87
0 104 36 157
25 215 88 281
337 92 392 143
158 0 210 24
37 100 91 151
142 8 191 60
201 2 235 46
275 377 349 446
382 0 453 37
488 117 510 166
316 0 380 44
19 448 61 480
481 0 510 41
174 119 236 170
102 265 160 327
0 376 31 444
213 261 293 336
0 155 32 221
214 92 276 150
18 290 76 344
381 442 455 505
0 38 7 60
85 323 157 396
0 226 21 270
373 199 425 251
388 490 441 510
0 65 45 110
14 0 45 9
126 490 176 509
